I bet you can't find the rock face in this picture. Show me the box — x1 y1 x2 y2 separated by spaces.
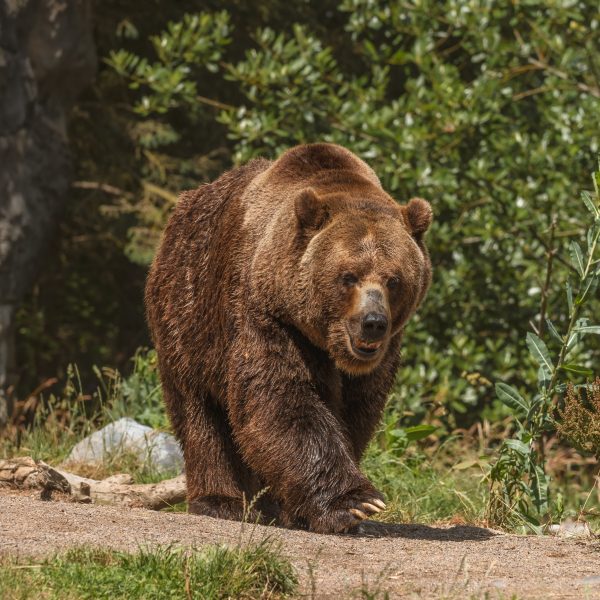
66 418 184 475
0 0 96 423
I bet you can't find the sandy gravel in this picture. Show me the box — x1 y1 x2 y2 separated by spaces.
1 492 599 598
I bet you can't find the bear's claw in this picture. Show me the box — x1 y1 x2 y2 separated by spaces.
361 502 382 514
349 508 368 520
348 498 387 522
306 486 386 533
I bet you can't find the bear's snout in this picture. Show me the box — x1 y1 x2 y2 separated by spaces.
361 312 388 343
345 285 390 360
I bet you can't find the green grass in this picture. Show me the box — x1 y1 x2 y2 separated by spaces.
364 432 600 531
2 411 84 464
363 441 488 526
1 353 176 485
0 543 297 600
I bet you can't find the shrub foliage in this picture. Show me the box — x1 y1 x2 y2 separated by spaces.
104 1 600 427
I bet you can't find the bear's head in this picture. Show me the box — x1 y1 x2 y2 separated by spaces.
294 188 432 376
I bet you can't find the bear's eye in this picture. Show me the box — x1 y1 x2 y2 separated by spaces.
387 277 401 291
341 273 358 287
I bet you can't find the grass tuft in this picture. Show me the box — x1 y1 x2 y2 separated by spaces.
0 542 297 600
362 440 488 525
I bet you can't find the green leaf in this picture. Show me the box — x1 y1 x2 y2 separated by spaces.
537 365 551 390
530 464 549 514
526 332 553 374
389 429 407 439
504 439 530 457
576 325 600 335
388 49 413 65
560 363 594 376
545 319 563 343
495 382 528 412
581 190 600 218
566 282 574 313
404 424 437 441
519 512 544 535
569 241 585 277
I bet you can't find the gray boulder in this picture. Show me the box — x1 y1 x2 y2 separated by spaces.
67 418 183 474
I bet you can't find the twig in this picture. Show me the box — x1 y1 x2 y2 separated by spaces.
512 86 550 101
527 58 600 99
196 95 235 111
577 467 600 523
71 181 130 197
538 216 557 338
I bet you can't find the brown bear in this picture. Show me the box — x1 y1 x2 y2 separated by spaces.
145 143 432 533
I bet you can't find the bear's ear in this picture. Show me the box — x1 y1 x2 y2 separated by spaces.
295 188 329 230
402 197 432 241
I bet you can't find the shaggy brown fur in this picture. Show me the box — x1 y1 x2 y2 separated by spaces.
145 143 432 533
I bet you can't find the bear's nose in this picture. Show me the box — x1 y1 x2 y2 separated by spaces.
361 312 388 342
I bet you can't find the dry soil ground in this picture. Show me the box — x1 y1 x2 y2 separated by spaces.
1 491 600 599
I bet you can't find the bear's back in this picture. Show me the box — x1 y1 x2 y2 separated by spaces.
266 143 381 189
239 143 387 242
145 157 271 394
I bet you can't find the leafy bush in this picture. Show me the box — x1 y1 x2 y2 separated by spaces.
107 1 600 428
488 164 600 531
109 348 166 429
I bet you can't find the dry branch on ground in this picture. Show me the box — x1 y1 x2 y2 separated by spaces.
0 457 185 510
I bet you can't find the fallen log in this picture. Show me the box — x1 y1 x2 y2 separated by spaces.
56 468 187 510
0 457 186 510
0 457 70 500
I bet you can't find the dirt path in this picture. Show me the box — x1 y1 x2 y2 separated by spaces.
1 493 599 598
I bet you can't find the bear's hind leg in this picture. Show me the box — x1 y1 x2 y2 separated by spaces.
164 381 276 522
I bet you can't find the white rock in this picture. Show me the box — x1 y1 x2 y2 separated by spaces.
66 417 183 474
547 519 593 539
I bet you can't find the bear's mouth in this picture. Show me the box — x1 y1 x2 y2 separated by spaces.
349 336 383 360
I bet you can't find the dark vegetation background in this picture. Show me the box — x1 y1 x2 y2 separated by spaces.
16 0 599 422
2 0 600 528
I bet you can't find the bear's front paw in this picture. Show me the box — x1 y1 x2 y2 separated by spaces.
308 487 386 534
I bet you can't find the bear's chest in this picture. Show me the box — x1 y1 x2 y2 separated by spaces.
292 328 344 417
310 359 344 418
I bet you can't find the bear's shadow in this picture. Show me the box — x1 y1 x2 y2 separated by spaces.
347 520 496 541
